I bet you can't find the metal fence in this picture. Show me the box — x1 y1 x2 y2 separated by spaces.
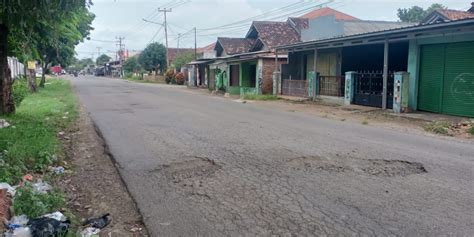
281 79 308 97
319 75 345 97
7 57 25 79
353 71 394 108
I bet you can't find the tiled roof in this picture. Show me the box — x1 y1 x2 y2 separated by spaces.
197 42 216 53
216 37 255 55
437 9 474 21
250 21 301 50
300 7 359 21
288 17 309 32
469 2 474 13
167 48 195 61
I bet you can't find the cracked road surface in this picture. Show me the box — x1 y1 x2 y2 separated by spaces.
72 77 474 236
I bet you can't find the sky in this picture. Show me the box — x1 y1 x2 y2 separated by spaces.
75 0 471 59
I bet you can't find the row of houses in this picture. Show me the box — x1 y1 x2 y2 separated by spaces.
186 4 474 118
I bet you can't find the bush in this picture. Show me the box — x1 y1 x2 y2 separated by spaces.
175 72 185 85
12 77 29 107
13 185 65 218
165 68 175 84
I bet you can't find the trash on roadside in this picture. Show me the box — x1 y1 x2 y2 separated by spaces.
57 131 66 137
83 213 110 229
52 166 65 174
28 217 70 237
4 227 32 237
80 227 100 237
9 215 29 227
31 180 52 194
0 119 10 129
0 183 16 196
42 212 66 222
22 174 33 182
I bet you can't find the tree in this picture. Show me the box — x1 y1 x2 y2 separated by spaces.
0 0 93 114
138 42 167 74
96 54 111 66
172 52 195 70
397 3 446 22
123 57 142 73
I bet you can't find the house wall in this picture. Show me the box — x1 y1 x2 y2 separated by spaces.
407 32 474 111
301 15 344 42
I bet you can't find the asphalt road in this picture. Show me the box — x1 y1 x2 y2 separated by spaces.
72 76 474 236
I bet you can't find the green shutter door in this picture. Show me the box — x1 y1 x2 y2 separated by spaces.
442 42 474 117
418 44 445 113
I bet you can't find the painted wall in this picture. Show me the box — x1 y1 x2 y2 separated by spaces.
407 32 474 110
301 15 344 42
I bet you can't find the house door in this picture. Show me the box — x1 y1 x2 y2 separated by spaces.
418 42 474 117
230 65 240 86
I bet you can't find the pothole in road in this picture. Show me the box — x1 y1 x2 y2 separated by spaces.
287 156 426 177
361 159 426 177
157 157 221 184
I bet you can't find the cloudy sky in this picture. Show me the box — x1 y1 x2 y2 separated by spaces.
75 0 470 59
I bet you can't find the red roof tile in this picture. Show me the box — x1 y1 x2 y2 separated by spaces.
438 9 474 21
300 7 359 21
249 21 301 50
216 37 255 55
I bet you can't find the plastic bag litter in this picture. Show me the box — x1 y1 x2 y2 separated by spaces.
4 227 32 237
80 227 100 237
0 182 16 196
31 180 52 194
28 217 70 237
42 211 67 222
83 213 110 229
9 215 29 227
52 166 65 174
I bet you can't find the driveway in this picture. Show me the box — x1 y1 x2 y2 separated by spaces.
72 76 474 236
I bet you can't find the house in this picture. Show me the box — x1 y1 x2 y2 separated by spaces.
276 15 474 118
422 8 474 24
279 15 413 99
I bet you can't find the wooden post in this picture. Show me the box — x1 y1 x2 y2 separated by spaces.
382 40 389 109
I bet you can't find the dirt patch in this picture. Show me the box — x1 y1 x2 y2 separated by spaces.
287 156 426 177
58 106 147 236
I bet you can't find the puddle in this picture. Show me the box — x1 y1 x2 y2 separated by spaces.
287 156 426 177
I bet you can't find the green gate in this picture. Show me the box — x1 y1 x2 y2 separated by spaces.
418 42 474 117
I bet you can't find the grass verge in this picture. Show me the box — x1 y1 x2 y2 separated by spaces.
241 94 279 101
0 78 78 219
423 121 451 135
469 126 474 136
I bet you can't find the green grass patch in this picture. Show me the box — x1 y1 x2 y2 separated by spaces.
0 79 78 184
469 126 474 136
241 94 279 101
13 185 66 218
424 121 451 135
361 120 369 125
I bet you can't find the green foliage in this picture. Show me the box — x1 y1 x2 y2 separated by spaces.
96 54 111 66
175 72 185 85
172 52 195 70
139 42 167 73
123 56 142 73
13 185 65 218
424 121 451 135
241 94 279 101
12 77 30 107
397 3 446 22
469 126 474 136
0 79 78 183
165 68 175 84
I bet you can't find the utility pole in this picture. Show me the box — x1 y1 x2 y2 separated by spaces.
194 27 197 60
116 36 125 78
158 8 172 67
177 33 181 50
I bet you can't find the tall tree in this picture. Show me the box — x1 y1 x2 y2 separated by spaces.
96 54 111 65
172 52 195 71
138 43 167 74
397 3 446 22
0 0 93 114
123 57 142 73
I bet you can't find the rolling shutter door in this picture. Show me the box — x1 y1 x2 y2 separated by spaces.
442 42 474 117
418 44 445 113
